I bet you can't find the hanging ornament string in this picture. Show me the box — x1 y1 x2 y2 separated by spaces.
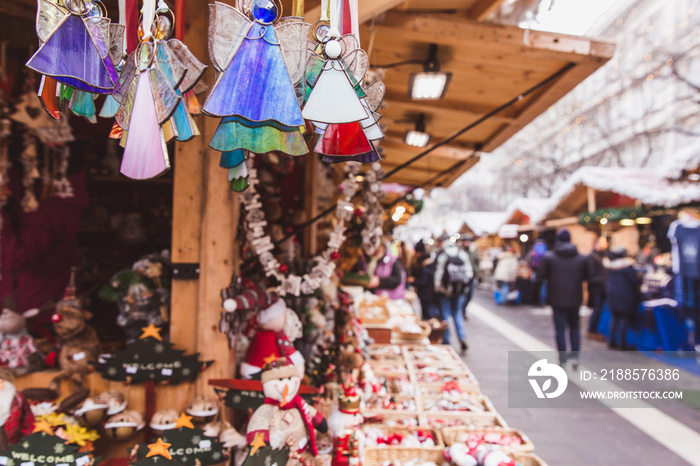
360 162 385 256
240 154 360 297
320 0 330 21
141 0 156 39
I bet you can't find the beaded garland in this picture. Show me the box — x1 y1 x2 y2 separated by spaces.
240 153 360 297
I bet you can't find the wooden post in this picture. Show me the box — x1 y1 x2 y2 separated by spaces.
169 0 239 405
587 186 596 213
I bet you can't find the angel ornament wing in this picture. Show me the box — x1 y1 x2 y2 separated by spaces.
204 0 311 165
303 33 384 164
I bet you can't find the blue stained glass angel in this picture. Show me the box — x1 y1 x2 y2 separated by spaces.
202 0 311 159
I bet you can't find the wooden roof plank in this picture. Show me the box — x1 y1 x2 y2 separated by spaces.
304 0 406 25
467 0 508 20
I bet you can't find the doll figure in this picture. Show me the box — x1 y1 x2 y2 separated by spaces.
246 359 327 466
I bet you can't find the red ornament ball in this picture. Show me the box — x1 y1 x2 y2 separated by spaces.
51 313 62 323
279 264 289 274
354 208 363 218
330 251 340 261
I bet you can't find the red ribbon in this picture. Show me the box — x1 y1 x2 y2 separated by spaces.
264 396 320 456
125 0 139 53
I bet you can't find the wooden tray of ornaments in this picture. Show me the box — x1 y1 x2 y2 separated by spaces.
420 411 509 429
441 425 535 453
421 393 495 415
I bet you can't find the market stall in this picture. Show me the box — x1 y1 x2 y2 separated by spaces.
0 0 617 463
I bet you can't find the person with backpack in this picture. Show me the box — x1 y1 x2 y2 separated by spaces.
433 234 473 352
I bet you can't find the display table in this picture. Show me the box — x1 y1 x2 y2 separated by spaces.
597 302 688 351
361 344 548 466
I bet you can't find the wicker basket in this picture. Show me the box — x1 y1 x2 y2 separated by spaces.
362 411 420 428
362 426 444 448
364 394 419 412
368 360 409 373
420 412 507 429
512 452 548 466
393 322 432 341
441 426 534 452
422 393 494 414
363 446 444 466
417 381 481 395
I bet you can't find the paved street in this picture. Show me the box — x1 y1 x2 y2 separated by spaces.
446 290 700 466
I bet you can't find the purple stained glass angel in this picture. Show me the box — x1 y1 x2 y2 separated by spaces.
26 0 122 94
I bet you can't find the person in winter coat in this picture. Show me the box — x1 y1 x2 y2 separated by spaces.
586 237 609 340
434 235 473 352
367 242 406 299
412 248 439 320
538 230 589 368
604 248 641 350
460 238 479 315
493 246 518 303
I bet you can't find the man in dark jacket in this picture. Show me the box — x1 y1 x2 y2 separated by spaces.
538 229 589 368
586 237 608 340
604 248 641 350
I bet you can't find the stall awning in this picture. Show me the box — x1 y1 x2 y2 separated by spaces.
538 166 700 223
298 0 615 191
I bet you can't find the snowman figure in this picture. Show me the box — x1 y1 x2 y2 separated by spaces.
246 358 327 466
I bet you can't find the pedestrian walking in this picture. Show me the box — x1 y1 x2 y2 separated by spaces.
604 247 641 350
411 241 439 320
460 238 480 317
434 234 473 352
538 230 589 369
586 237 609 340
527 239 548 306
494 246 518 303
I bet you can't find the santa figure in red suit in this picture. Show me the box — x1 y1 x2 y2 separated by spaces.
222 285 305 379
0 368 35 447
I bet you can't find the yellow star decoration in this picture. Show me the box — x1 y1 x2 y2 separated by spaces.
263 353 278 365
146 438 173 460
140 323 163 341
32 419 55 436
174 413 195 429
64 422 100 446
38 413 66 427
249 432 266 456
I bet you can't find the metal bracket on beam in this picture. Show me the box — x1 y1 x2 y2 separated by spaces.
172 263 200 280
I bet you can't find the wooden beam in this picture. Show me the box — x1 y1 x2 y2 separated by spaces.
381 137 475 161
466 0 507 21
305 0 406 25
382 92 517 124
371 13 615 64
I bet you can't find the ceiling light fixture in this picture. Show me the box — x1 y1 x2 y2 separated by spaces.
404 114 431 147
408 44 452 100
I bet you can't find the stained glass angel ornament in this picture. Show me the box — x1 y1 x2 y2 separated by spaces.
113 9 206 180
303 31 385 163
26 0 124 122
203 0 311 178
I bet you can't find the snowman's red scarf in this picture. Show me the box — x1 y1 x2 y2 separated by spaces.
262 395 322 456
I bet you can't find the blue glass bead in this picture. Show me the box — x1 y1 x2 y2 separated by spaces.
251 0 277 24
